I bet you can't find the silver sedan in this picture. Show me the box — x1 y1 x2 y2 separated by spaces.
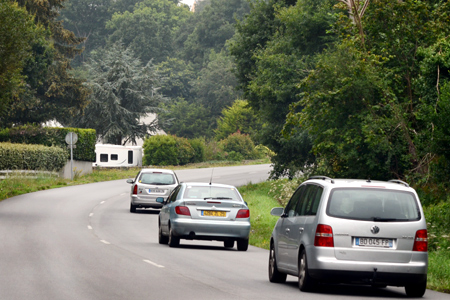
157 182 251 251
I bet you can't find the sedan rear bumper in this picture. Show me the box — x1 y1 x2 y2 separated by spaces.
171 218 250 240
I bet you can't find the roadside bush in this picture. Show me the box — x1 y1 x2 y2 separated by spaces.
424 201 450 252
220 132 257 159
227 151 245 161
175 136 195 165
0 142 67 171
143 135 178 166
204 140 226 161
188 138 206 163
143 135 195 166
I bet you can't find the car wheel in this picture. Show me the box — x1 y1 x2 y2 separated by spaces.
236 238 248 251
268 242 287 283
158 223 168 245
168 226 180 247
298 249 316 292
405 279 427 298
130 203 136 213
224 240 234 248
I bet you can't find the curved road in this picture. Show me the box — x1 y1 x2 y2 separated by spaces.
0 164 448 299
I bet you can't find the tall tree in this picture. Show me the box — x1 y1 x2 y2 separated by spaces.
229 0 338 178
179 0 250 67
4 0 89 127
59 0 112 64
73 43 165 145
0 0 47 121
106 0 191 64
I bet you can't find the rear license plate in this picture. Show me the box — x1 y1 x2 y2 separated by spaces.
355 237 393 248
202 210 226 217
148 189 164 193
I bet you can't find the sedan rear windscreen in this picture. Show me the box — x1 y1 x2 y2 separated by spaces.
183 186 241 201
326 188 420 221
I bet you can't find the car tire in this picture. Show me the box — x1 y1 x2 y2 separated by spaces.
268 242 287 283
405 279 427 298
130 203 136 213
158 224 168 245
168 226 180 247
237 238 248 251
298 249 316 292
224 240 234 248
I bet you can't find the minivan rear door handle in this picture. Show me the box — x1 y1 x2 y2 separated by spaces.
285 228 290 234
299 228 304 233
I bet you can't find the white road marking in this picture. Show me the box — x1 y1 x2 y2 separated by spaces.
89 213 94 217
100 201 105 204
120 193 127 196
87 225 93 230
100 240 110 245
143 260 165 268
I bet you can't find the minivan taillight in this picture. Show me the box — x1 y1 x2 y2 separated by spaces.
413 229 428 252
175 206 191 216
236 209 250 218
133 184 138 195
314 224 334 247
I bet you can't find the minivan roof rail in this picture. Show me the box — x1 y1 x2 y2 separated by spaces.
309 176 335 184
388 179 409 187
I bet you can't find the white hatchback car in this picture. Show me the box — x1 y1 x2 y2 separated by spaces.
269 176 428 298
126 168 179 213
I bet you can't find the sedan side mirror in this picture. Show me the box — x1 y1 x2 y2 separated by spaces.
156 197 165 204
126 179 134 184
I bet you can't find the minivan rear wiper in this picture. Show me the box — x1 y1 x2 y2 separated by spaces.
372 217 398 222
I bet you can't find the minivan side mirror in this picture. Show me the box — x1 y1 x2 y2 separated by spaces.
126 179 134 184
156 197 165 204
270 207 284 217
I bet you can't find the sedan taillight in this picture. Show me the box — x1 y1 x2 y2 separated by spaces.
175 206 191 216
314 224 334 247
236 209 250 218
413 229 428 252
133 184 138 195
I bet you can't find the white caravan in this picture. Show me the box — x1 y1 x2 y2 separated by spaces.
93 144 143 167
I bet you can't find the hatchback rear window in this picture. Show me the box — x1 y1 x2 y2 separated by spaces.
139 173 176 185
326 188 420 221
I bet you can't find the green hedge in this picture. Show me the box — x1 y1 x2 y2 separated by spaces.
0 125 96 162
0 142 67 171
143 135 196 166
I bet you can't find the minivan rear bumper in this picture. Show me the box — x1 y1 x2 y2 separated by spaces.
307 247 427 286
308 269 426 286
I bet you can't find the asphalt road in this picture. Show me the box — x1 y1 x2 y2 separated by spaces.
0 164 448 300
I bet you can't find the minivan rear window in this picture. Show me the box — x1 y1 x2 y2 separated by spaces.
326 188 420 221
139 173 176 185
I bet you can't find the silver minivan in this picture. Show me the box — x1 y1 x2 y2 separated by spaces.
269 176 428 297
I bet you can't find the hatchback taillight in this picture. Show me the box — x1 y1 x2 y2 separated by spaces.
175 206 191 216
314 224 334 247
413 229 428 252
236 209 250 218
133 184 138 195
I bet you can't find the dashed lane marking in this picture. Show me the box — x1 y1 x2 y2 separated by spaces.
143 260 165 268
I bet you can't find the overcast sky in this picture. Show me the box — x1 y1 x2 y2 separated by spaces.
180 0 195 8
